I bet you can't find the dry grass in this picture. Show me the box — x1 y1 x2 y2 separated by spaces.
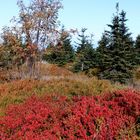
0 63 74 83
0 76 117 116
0 63 127 116
37 62 74 76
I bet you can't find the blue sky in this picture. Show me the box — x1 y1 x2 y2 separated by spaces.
0 0 140 45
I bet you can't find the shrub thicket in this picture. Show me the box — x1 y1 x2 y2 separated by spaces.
0 90 140 139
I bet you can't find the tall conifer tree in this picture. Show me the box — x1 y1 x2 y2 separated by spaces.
134 35 140 66
98 3 134 83
74 28 96 72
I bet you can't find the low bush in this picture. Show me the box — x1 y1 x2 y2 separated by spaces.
0 78 115 115
0 90 140 139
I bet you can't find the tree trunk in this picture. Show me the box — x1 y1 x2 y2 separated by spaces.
27 56 35 78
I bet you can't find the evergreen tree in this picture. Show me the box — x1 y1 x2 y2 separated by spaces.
61 31 75 64
134 35 140 66
74 28 96 72
98 3 134 83
76 28 89 53
96 32 110 71
43 28 75 66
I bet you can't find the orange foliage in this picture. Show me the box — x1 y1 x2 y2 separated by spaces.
36 63 73 76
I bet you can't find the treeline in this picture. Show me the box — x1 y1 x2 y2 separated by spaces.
0 2 140 84
42 6 140 84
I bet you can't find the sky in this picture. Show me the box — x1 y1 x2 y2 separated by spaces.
0 0 140 46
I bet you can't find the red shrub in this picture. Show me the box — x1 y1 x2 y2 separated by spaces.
101 89 140 118
0 90 140 139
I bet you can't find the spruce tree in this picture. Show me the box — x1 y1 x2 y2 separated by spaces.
43 28 75 66
98 3 134 83
74 28 96 72
61 32 75 64
96 32 110 71
76 28 89 54
134 35 140 66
